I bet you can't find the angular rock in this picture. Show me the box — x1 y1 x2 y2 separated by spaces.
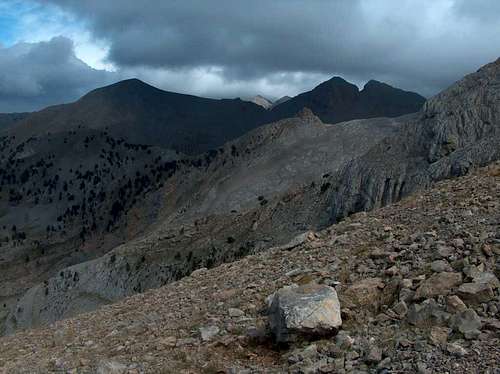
342 277 385 311
457 282 495 304
336 331 355 350
414 272 462 299
446 342 468 357
365 345 383 364
392 301 408 318
199 325 220 342
399 288 415 303
449 308 482 340
228 308 245 317
268 284 342 343
407 299 449 327
428 326 450 346
431 260 453 273
472 272 500 289
446 295 467 313
436 245 454 258
96 360 128 374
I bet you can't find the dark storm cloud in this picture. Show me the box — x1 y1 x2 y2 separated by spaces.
40 0 500 98
3 0 500 112
0 36 116 112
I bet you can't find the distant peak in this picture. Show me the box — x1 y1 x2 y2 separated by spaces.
330 76 348 82
364 79 386 87
314 76 359 94
270 95 292 109
81 78 163 101
110 78 153 89
246 95 273 109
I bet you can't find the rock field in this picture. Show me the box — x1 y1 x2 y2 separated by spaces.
1 161 499 373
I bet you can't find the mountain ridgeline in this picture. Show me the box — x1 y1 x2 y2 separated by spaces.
268 77 426 124
4 77 425 155
3 59 500 335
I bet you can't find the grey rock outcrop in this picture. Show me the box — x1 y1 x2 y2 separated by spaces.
449 308 482 340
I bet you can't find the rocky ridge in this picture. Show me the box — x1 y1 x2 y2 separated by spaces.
246 95 274 109
1 162 499 373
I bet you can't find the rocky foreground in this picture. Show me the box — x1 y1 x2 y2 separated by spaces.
1 163 500 373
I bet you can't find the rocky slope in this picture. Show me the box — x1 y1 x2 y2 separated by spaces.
245 95 274 109
0 112 29 129
0 129 183 333
1 162 499 373
3 58 500 334
3 109 404 333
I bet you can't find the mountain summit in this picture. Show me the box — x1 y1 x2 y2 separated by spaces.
269 77 426 123
6 79 268 154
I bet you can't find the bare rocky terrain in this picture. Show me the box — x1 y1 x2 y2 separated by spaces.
1 161 499 373
1 58 499 337
0 74 428 335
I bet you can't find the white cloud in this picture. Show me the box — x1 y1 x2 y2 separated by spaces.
1 0 113 71
0 36 116 112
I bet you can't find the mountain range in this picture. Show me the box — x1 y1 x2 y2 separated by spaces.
2 59 499 337
5 77 425 155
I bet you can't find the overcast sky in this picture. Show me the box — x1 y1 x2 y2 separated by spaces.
0 0 499 112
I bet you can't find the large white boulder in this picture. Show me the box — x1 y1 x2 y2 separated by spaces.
268 283 342 343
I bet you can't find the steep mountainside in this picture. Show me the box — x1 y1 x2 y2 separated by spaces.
5 79 268 155
3 58 499 334
1 162 499 373
0 113 30 129
0 130 183 333
269 77 426 124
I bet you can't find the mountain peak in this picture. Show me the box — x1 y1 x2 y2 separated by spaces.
246 95 273 109
82 79 162 100
363 79 390 89
317 76 358 90
101 78 157 92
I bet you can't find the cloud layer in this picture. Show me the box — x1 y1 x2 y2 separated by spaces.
0 36 116 112
2 0 500 111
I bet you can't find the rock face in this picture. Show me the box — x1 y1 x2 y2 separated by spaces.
268 284 342 343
